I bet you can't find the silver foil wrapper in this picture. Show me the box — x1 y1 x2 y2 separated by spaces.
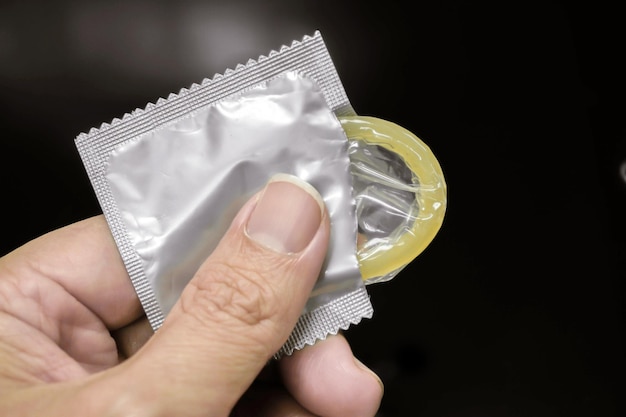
75 31 373 358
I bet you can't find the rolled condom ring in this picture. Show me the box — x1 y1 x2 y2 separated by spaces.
340 116 447 283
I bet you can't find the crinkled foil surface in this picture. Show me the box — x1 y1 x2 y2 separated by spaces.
76 32 374 356
105 71 362 316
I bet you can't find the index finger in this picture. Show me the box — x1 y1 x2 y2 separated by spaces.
0 215 142 330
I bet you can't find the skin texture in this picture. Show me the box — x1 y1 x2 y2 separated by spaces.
0 176 383 417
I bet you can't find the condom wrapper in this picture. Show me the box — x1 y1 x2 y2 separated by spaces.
75 31 447 358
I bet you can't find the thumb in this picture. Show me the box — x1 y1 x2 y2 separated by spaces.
107 174 330 416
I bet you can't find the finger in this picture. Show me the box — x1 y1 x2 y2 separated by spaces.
280 333 384 417
111 316 153 360
0 215 141 330
232 384 316 417
112 174 330 416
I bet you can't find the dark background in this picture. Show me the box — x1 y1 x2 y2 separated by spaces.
1 0 624 416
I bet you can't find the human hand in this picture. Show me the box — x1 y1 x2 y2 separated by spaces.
0 175 383 416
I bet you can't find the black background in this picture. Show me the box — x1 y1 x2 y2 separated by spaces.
1 1 624 416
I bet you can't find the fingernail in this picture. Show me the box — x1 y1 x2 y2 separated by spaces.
246 174 324 253
354 357 385 394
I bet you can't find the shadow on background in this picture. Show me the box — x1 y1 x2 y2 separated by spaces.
1 1 624 416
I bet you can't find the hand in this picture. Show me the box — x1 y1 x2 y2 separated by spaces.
0 175 383 416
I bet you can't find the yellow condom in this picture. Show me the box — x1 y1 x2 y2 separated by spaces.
340 116 447 283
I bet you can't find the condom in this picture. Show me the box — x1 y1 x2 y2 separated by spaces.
343 116 447 283
75 31 446 358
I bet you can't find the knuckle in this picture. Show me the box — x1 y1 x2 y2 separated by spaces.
181 256 288 329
